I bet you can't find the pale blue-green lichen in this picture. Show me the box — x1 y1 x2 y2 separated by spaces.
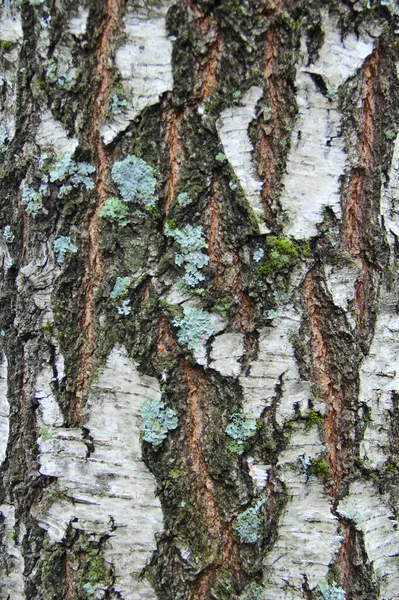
225 413 257 453
140 398 178 445
110 277 131 299
116 299 131 316
111 155 156 209
49 153 95 197
2 226 15 243
43 58 57 82
165 224 209 287
110 94 127 115
54 236 78 264
236 499 265 544
21 183 44 215
318 582 346 600
177 192 192 207
253 248 264 262
173 307 214 352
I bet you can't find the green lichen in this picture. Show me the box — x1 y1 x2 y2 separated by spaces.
215 152 227 163
310 459 329 479
39 426 51 441
306 409 324 427
239 583 265 600
99 197 129 226
258 236 298 278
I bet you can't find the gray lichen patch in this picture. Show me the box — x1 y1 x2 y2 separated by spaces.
35 347 163 600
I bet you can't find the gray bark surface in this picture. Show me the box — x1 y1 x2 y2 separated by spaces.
0 0 399 599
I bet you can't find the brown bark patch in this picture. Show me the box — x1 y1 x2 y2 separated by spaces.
157 315 176 355
65 554 76 600
208 174 226 291
184 361 221 529
74 0 121 423
255 2 292 228
183 0 224 104
162 106 184 216
199 29 224 102
183 362 244 598
302 272 344 496
232 253 254 332
342 47 382 329
336 520 356 594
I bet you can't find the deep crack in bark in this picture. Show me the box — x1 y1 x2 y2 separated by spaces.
74 0 121 423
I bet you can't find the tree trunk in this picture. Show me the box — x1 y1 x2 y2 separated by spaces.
0 0 399 598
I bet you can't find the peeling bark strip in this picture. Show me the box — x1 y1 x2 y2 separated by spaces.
343 46 382 328
76 0 121 421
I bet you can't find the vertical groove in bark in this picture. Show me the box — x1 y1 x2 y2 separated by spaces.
74 0 121 423
208 174 226 293
302 271 345 497
163 0 223 219
183 362 244 599
343 46 382 330
184 362 221 533
255 0 294 229
64 554 75 600
183 0 224 104
337 521 356 597
232 260 254 333
163 106 183 217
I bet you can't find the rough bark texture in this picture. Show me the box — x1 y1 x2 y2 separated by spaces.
0 0 399 599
